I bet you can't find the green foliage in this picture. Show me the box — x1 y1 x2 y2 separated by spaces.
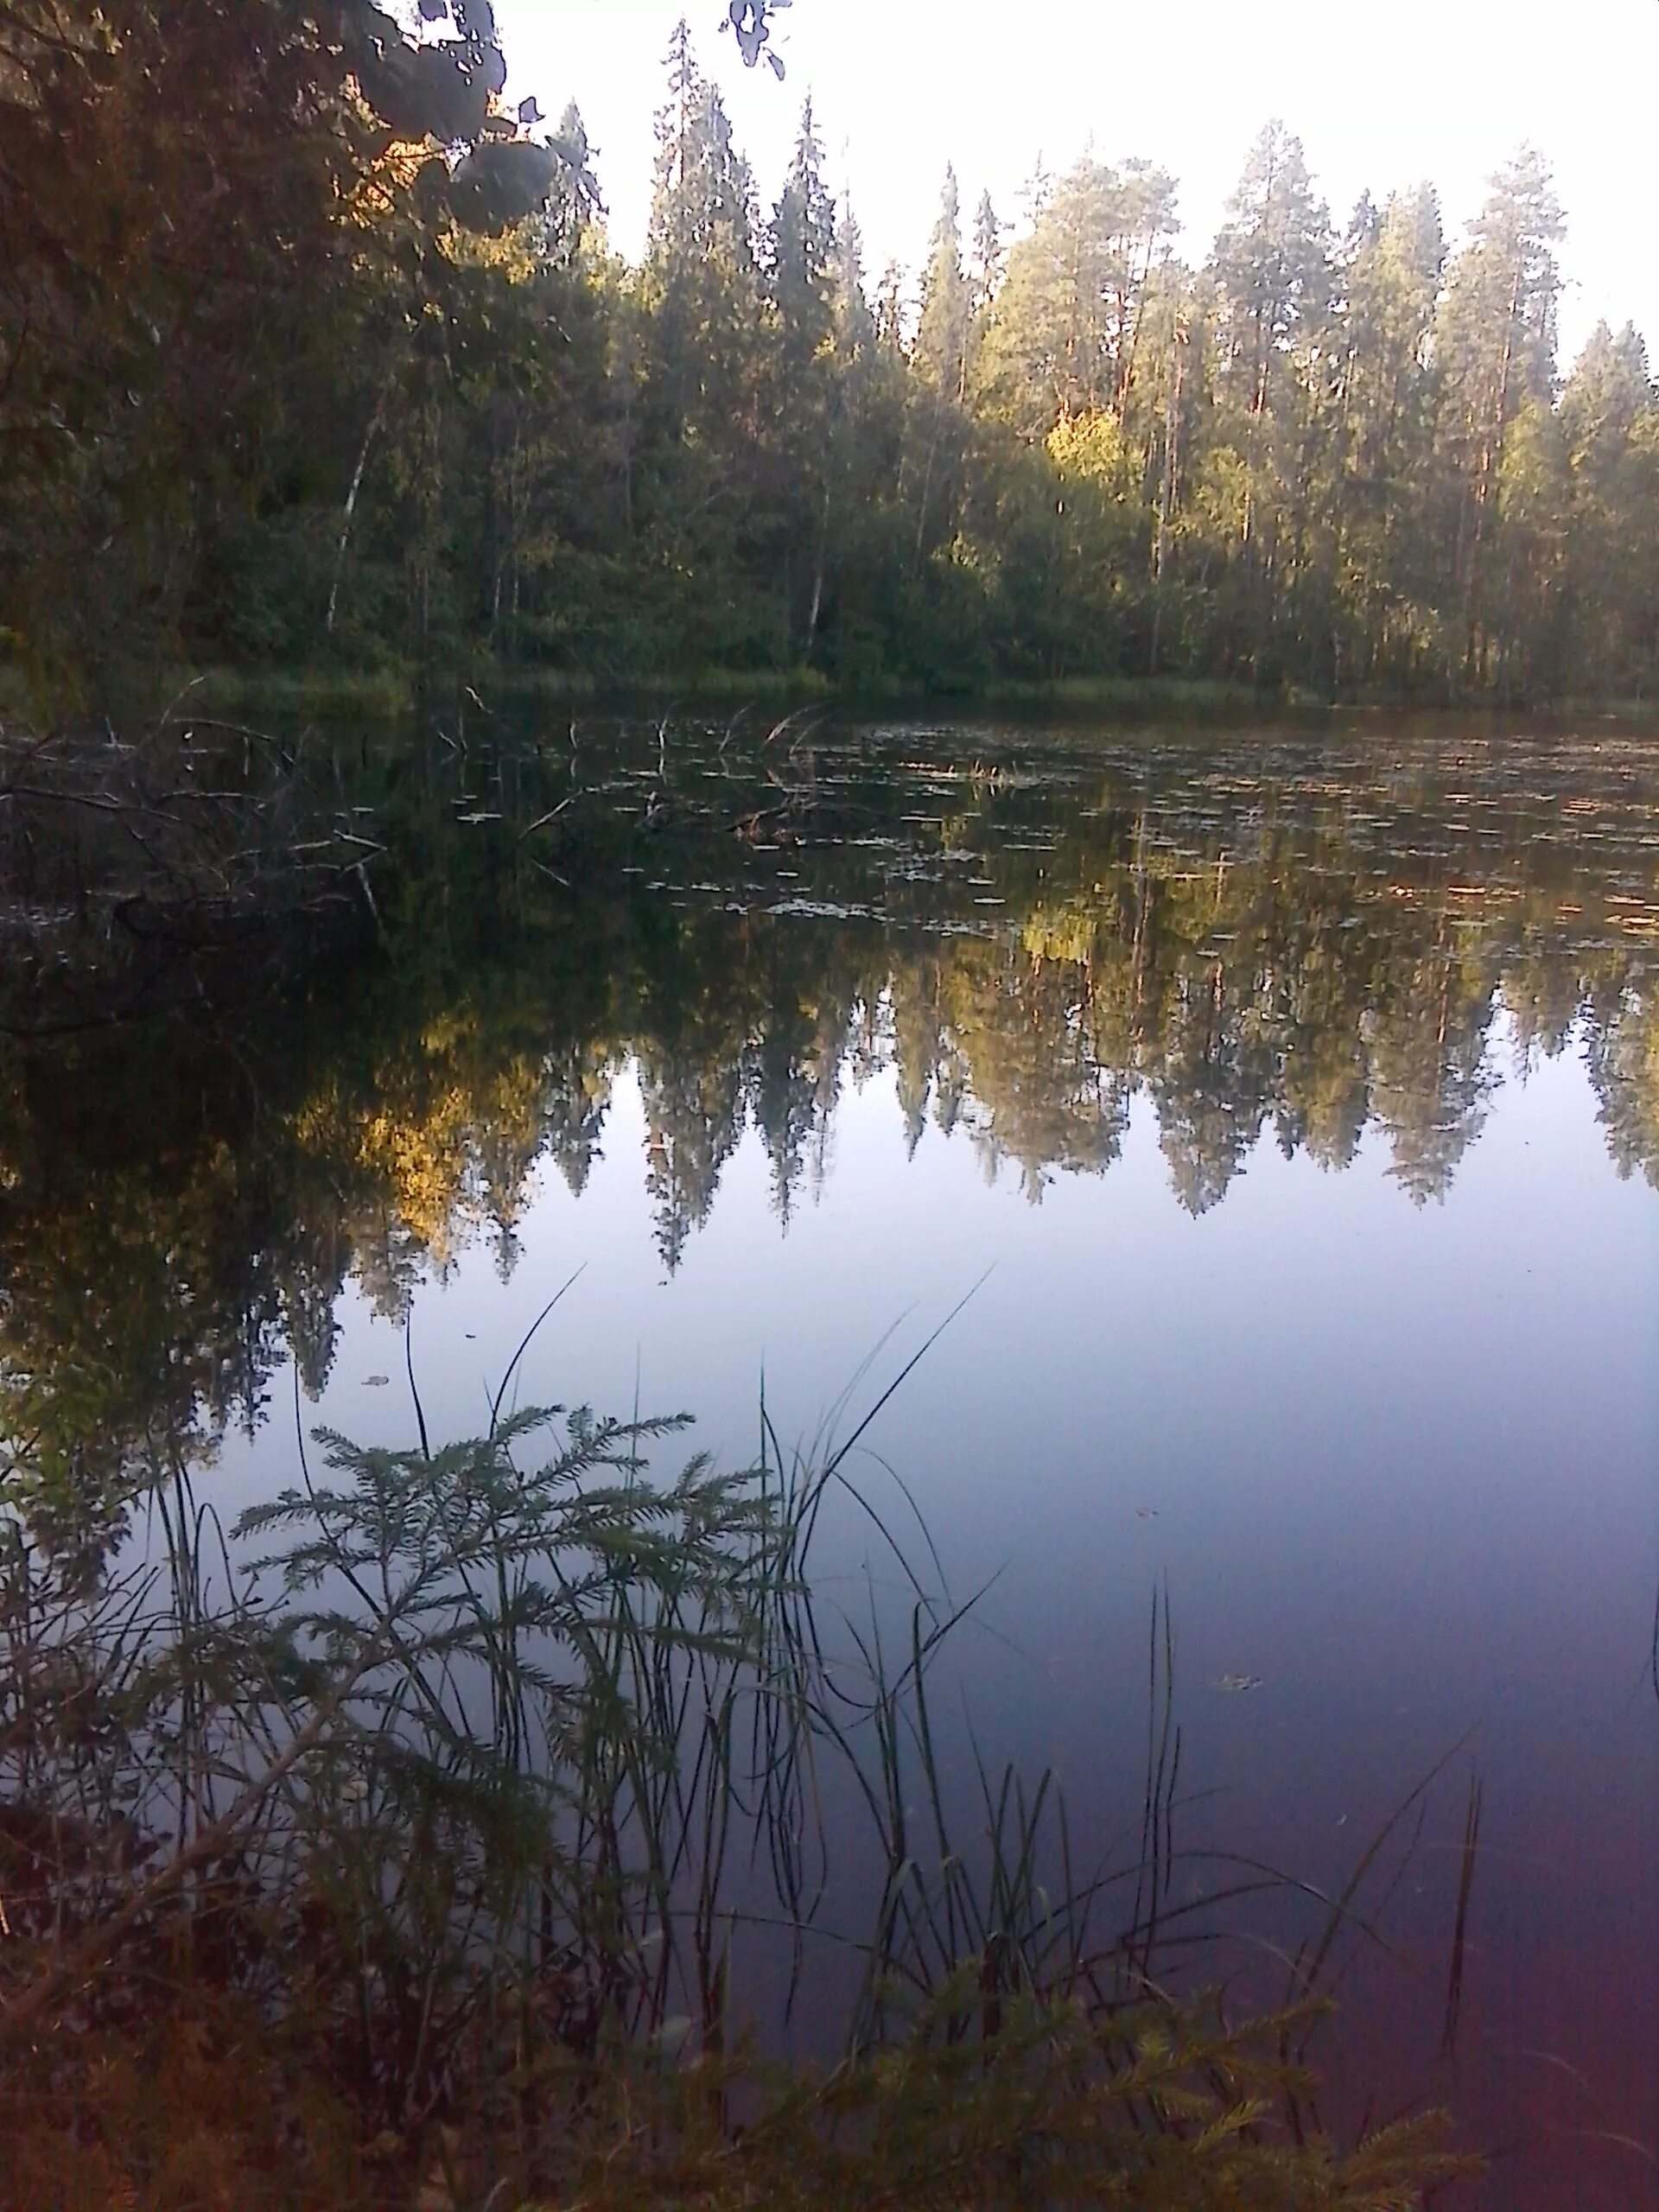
0 1372 1472 2209
5 10 1656 705
517 1990 1467 2211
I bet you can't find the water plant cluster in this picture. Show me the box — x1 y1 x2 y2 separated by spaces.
0 1338 1471 2209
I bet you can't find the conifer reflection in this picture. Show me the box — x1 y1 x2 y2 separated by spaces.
2 724 1656 1527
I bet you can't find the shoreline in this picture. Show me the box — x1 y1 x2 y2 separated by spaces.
11 659 1659 732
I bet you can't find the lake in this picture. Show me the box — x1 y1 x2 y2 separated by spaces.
3 712 1656 2208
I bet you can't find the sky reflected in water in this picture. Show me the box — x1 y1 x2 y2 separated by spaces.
8 717 1659 2206
233 1027 1658 2208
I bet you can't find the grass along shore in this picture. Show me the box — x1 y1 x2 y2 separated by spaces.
0 1343 1478 2211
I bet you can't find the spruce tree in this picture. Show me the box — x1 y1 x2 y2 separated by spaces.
916 167 971 399
771 98 838 369
971 190 1008 318
834 209 877 358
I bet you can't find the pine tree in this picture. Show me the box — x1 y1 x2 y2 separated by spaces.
1433 147 1565 677
1211 122 1332 420
1316 184 1444 684
1204 124 1332 671
976 156 1177 436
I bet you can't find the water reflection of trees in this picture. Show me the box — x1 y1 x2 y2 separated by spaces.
3 729 1658 1513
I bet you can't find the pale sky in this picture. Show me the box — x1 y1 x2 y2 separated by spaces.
492 0 1659 369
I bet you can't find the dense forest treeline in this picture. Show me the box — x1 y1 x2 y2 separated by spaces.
4 719 1658 1533
4 4 1659 706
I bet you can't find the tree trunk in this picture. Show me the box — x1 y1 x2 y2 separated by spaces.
806 473 831 647
326 382 391 639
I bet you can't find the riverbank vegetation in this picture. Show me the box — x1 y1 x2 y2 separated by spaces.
3 6 1658 710
0 1371 1471 2211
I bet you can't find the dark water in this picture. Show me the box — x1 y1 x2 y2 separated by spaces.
5 715 1658 2204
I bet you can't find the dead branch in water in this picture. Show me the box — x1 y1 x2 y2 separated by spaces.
0 717 375 1032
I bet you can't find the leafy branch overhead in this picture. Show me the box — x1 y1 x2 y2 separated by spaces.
0 2 783 262
345 0 588 234
345 1 790 231
723 0 792 77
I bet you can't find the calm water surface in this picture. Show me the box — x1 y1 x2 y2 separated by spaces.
6 716 1658 2206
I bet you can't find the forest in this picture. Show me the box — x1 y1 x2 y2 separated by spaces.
3 0 1658 707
